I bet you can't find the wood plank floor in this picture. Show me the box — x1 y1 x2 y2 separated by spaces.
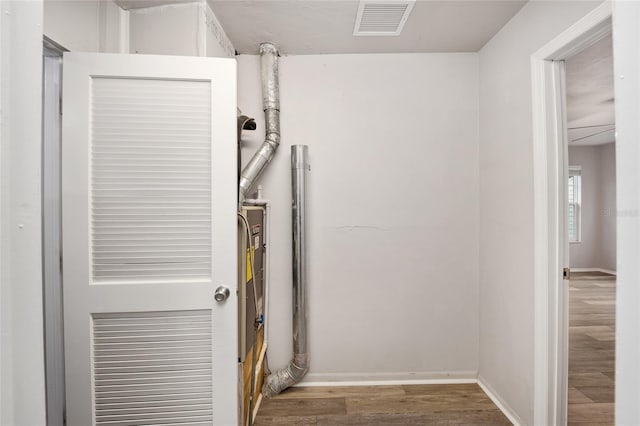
568 271 616 425
254 383 511 425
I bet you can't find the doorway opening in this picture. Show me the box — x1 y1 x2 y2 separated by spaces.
564 34 616 424
531 2 612 424
531 2 613 425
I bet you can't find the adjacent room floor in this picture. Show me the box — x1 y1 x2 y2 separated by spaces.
568 271 616 425
253 383 510 425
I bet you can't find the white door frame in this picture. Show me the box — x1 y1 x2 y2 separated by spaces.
531 3 612 425
43 37 67 426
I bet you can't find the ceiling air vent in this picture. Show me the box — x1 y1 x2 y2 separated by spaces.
353 0 415 36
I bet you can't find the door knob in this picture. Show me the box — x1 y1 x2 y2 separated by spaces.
214 286 230 302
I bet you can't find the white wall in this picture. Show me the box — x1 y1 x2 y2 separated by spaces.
568 144 616 271
477 1 602 424
238 53 480 382
129 1 234 57
612 1 640 423
0 1 47 424
44 0 127 52
129 3 201 56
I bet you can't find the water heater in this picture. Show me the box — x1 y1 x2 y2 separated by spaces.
238 205 266 361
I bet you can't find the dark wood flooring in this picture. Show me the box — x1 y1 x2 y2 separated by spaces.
254 383 511 425
568 271 616 425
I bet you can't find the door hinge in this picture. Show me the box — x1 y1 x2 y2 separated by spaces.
563 267 571 280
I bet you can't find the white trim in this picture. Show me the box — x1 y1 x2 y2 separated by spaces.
297 378 477 387
118 8 130 54
478 375 522 426
254 343 268 383
251 393 263 422
531 56 564 426
42 47 65 426
570 267 617 276
531 2 612 426
531 3 612 61
298 371 477 387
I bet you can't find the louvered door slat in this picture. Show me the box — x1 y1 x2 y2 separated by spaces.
91 78 212 284
93 311 213 426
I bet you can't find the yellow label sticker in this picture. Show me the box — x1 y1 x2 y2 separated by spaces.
246 248 254 283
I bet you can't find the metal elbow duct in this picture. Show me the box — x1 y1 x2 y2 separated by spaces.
239 42 280 205
262 354 309 398
263 145 310 398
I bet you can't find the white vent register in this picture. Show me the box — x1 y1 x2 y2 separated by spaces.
62 53 238 426
353 0 415 36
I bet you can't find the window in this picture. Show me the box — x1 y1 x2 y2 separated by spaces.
568 166 582 242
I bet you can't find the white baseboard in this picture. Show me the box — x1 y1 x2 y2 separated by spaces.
297 371 477 387
570 267 617 275
477 375 522 426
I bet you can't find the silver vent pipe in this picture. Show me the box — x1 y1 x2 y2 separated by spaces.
262 145 310 398
239 42 280 206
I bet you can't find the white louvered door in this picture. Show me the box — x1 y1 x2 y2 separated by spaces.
62 53 237 426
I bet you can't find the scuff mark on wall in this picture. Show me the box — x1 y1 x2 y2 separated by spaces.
332 225 390 232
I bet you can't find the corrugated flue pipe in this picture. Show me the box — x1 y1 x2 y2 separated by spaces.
238 42 280 206
262 145 310 397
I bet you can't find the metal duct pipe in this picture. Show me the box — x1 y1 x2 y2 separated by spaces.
238 43 280 205
262 145 310 398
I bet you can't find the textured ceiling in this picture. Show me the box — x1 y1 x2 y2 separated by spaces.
114 0 527 54
209 0 527 54
565 34 615 146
